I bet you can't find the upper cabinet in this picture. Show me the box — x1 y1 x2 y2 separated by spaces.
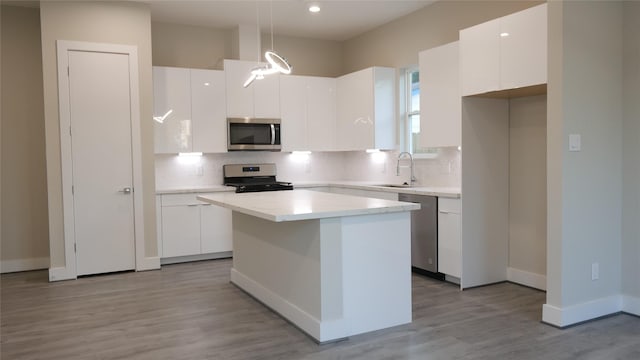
460 3 547 96
280 75 336 152
224 59 280 118
153 67 192 153
336 67 396 151
153 66 226 154
419 41 461 148
191 69 227 153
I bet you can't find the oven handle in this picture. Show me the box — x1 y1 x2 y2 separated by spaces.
270 124 276 145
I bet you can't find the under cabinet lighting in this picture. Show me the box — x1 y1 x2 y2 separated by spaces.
292 151 311 155
500 32 510 37
308 4 320 13
178 152 203 157
366 149 380 153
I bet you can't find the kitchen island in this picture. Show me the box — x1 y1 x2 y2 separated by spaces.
197 189 419 343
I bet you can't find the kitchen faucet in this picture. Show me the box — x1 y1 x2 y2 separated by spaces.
396 151 416 184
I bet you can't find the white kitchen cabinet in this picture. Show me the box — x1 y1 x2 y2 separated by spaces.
336 67 395 151
499 3 547 90
153 66 227 154
160 193 232 260
191 69 227 153
224 59 280 118
153 66 192 153
419 41 461 148
280 75 308 151
460 3 547 96
306 76 337 152
438 198 461 278
200 202 233 254
161 201 201 258
280 75 336 152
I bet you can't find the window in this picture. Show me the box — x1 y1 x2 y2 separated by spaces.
402 67 437 157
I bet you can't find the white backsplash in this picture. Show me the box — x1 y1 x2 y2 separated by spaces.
155 148 460 190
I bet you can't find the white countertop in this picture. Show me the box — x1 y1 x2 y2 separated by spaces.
158 181 461 198
197 189 420 222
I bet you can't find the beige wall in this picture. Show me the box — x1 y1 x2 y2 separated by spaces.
39 1 157 269
1 5 50 269
151 21 344 77
622 1 640 299
342 0 544 73
509 95 547 277
261 34 343 77
151 21 232 69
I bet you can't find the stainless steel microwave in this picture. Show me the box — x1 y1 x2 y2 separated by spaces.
227 118 281 151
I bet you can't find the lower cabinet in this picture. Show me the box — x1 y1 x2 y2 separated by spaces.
159 193 232 259
437 198 461 278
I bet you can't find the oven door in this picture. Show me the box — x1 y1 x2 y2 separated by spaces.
227 118 281 151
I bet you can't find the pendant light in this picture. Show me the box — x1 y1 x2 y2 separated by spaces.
244 0 292 88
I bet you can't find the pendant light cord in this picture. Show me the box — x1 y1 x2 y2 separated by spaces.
270 0 274 51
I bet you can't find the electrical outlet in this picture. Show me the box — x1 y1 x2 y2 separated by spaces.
591 262 599 281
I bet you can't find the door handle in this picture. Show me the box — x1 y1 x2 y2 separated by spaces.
119 187 132 194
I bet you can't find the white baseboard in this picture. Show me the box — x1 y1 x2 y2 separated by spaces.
622 295 640 316
160 252 232 265
0 257 49 274
136 256 161 271
542 295 622 327
507 267 546 290
231 268 347 342
48 266 77 282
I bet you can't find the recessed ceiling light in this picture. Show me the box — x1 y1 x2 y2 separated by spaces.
500 32 510 37
308 4 320 13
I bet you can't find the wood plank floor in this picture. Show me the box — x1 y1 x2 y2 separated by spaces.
2 259 639 359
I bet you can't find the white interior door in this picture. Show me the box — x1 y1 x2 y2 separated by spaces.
68 50 135 276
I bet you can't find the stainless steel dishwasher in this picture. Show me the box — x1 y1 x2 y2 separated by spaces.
398 193 441 278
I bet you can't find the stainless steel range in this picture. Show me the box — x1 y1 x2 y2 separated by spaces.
223 163 293 193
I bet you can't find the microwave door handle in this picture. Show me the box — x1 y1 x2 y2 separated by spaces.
270 124 276 145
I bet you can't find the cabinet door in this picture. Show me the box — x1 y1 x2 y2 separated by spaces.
419 42 461 148
200 203 233 254
254 73 280 118
438 199 461 278
224 60 258 118
336 68 374 151
307 77 336 151
499 3 547 90
191 69 227 153
460 19 501 96
153 67 192 153
373 67 396 150
280 75 308 151
156 195 162 258
161 205 201 258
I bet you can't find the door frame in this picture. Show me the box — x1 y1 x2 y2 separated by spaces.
55 40 145 279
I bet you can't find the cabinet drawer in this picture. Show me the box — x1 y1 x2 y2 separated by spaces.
161 193 202 207
438 198 460 214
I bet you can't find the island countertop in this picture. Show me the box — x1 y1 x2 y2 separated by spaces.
197 189 420 222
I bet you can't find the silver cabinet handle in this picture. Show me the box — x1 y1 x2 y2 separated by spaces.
119 187 132 194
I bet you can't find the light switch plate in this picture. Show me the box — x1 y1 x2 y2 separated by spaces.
569 134 581 152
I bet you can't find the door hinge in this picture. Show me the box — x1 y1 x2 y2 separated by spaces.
72 185 74 195
74 243 76 253
67 66 70 77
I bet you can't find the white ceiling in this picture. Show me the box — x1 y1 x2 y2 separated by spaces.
146 0 436 42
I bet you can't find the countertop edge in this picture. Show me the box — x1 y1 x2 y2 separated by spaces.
159 182 461 198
